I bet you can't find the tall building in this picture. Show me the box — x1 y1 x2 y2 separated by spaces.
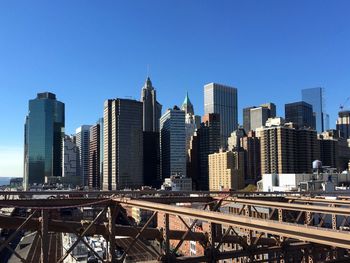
140 77 162 187
243 103 276 132
103 99 143 190
285 101 316 129
259 119 319 174
89 123 101 189
24 92 64 189
301 87 328 133
62 135 78 178
204 83 238 148
243 106 255 132
336 110 350 139
141 77 162 132
182 92 201 154
241 131 261 184
196 113 221 190
76 125 92 186
208 150 245 191
160 106 186 179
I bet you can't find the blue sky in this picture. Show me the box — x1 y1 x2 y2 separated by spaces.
0 0 349 177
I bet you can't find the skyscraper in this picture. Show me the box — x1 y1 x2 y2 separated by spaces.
285 101 315 129
24 92 65 189
141 77 162 132
89 123 101 189
160 106 186 178
76 125 92 186
204 83 238 148
182 92 201 154
301 87 328 133
336 110 350 139
140 77 162 187
103 99 143 190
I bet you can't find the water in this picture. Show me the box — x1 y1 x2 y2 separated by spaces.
0 177 15 186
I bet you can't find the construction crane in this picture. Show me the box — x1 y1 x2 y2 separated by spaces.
340 97 350 111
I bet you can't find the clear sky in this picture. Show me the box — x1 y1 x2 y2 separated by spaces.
0 0 349 177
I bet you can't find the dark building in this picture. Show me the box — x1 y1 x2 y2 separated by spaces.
103 99 143 190
189 113 221 190
140 77 162 187
336 110 350 139
241 131 261 185
243 107 255 133
318 130 350 171
143 131 160 187
89 123 100 189
285 101 316 129
24 92 64 189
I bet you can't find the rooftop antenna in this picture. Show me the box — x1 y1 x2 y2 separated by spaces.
147 64 150 78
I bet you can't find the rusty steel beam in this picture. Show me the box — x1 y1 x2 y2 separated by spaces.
222 197 350 217
114 198 350 249
0 198 112 208
0 214 276 245
2 190 350 197
286 196 350 206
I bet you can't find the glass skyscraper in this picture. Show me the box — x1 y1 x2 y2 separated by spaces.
24 92 65 189
301 87 327 133
204 83 238 148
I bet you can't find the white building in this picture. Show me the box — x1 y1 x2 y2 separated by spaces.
76 125 92 186
161 176 192 191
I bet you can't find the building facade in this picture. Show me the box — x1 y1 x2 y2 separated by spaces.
103 99 143 190
336 110 350 139
208 151 245 191
259 120 319 174
204 83 238 148
24 92 65 189
140 77 162 187
243 103 276 132
285 101 315 129
160 106 186 179
301 87 329 133
76 125 92 186
89 123 101 189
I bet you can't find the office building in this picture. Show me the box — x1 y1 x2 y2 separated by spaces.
160 106 186 179
243 103 276 132
182 92 201 153
197 113 221 190
204 83 238 148
61 135 81 187
208 150 245 191
301 87 328 133
103 99 143 190
285 101 315 129
76 125 92 186
336 110 350 139
140 77 162 187
141 77 162 133
89 123 101 189
24 92 65 189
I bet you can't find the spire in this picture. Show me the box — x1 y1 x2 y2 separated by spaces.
144 77 153 90
181 91 194 115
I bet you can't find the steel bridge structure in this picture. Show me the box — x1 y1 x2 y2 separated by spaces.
0 190 350 263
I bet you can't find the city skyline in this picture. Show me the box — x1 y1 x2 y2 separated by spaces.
1 1 350 177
